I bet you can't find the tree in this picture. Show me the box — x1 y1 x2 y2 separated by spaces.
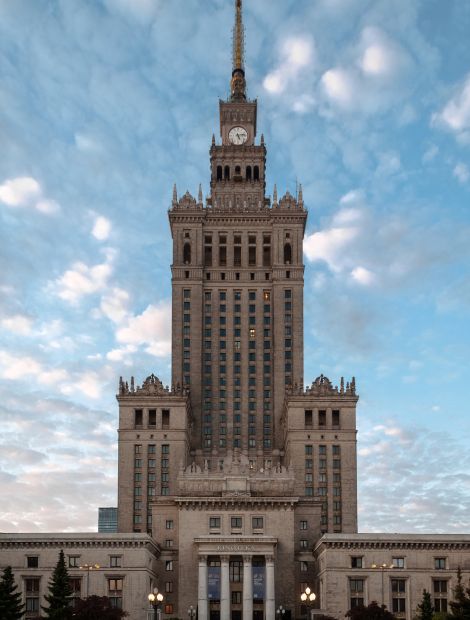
42 549 73 619
0 566 24 619
72 596 128 619
449 568 470 620
416 590 434 620
346 601 396 620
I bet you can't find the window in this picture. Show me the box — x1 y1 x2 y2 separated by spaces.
231 516 242 529
305 410 312 428
300 561 308 572
300 539 308 549
108 578 123 609
27 556 39 568
351 557 363 569
435 557 446 569
319 410 326 426
434 580 448 612
300 520 308 530
165 581 173 593
166 560 173 571
392 579 406 614
232 591 242 604
305 445 313 455
67 555 80 568
230 560 243 583
210 517 221 529
164 604 174 614
392 557 405 569
134 409 143 427
350 579 364 608
165 520 174 529
332 409 340 426
252 517 264 530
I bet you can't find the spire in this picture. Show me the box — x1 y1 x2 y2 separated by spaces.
198 184 203 205
231 0 246 101
273 184 278 207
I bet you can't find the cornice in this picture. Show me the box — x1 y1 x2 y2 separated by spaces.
314 535 470 554
174 496 299 510
0 534 160 554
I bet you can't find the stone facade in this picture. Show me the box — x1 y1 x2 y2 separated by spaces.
314 534 470 620
0 533 159 619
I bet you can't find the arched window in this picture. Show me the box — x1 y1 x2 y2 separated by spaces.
224 166 230 180
235 165 241 175
183 243 191 265
217 166 222 181
246 166 252 181
284 243 292 265
254 166 260 181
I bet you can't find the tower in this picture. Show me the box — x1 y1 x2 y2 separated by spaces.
117 2 359 618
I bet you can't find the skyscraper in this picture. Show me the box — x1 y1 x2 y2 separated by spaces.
117 2 358 618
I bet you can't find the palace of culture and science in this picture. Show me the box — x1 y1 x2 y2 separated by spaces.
1 3 469 620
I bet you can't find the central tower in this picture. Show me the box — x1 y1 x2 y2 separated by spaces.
169 0 307 458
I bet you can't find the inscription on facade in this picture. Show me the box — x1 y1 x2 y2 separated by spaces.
216 544 255 552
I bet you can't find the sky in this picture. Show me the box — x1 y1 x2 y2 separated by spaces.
0 0 469 534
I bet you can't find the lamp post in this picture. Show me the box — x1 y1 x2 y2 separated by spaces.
371 563 394 606
78 563 100 598
148 589 164 620
301 586 316 620
277 605 286 619
188 605 197 620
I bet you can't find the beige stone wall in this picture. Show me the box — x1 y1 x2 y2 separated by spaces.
0 533 159 620
315 534 470 620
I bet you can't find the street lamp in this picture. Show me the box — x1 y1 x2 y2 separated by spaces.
371 563 394 606
188 605 197 620
78 563 100 598
301 586 316 620
277 605 286 618
148 589 164 620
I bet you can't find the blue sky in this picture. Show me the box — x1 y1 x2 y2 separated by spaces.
0 0 469 533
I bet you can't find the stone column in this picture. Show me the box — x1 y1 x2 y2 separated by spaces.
265 555 275 620
221 555 230 620
198 555 208 620
243 555 253 620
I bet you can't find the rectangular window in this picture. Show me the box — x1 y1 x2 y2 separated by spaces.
232 591 242 604
300 561 308 572
332 409 340 426
165 581 173 593
435 557 446 569
108 578 123 609
350 578 365 609
252 517 264 530
392 557 405 569
134 409 143 427
27 556 39 568
166 560 173 571
300 540 308 549
110 556 122 568
68 556 80 568
319 410 326 426
305 410 312 428
230 561 243 583
300 520 308 530
165 520 173 529
231 516 242 529
305 445 313 455
351 557 363 569
210 517 221 529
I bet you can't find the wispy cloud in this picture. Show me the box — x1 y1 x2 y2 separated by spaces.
0 176 60 214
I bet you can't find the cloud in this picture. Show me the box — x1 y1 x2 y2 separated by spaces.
320 27 413 114
433 74 470 143
0 176 60 214
351 266 375 286
453 162 470 184
92 215 112 241
116 301 171 357
0 350 69 386
263 36 315 97
52 250 115 304
1 314 33 336
100 288 130 324
61 371 103 399
358 422 470 532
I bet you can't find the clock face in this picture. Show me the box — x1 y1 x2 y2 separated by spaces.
229 126 248 145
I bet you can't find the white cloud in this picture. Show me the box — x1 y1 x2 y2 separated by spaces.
422 145 439 163
263 36 314 95
104 0 160 23
61 371 102 399
0 350 69 386
100 288 130 323
1 315 33 336
304 226 358 271
321 68 355 107
116 302 171 358
453 162 470 184
0 176 60 215
92 216 112 241
351 266 375 286
361 44 390 76
433 74 470 143
53 251 115 304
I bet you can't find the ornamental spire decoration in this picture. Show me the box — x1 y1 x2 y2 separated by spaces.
230 0 246 101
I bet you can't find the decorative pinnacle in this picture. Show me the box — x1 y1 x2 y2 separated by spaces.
273 184 278 205
298 183 303 205
231 0 246 101
198 184 203 204
172 184 177 205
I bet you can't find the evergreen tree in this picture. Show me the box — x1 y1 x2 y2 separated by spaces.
416 590 434 620
0 566 24 619
449 568 470 620
42 549 73 619
72 595 128 619
346 601 396 620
